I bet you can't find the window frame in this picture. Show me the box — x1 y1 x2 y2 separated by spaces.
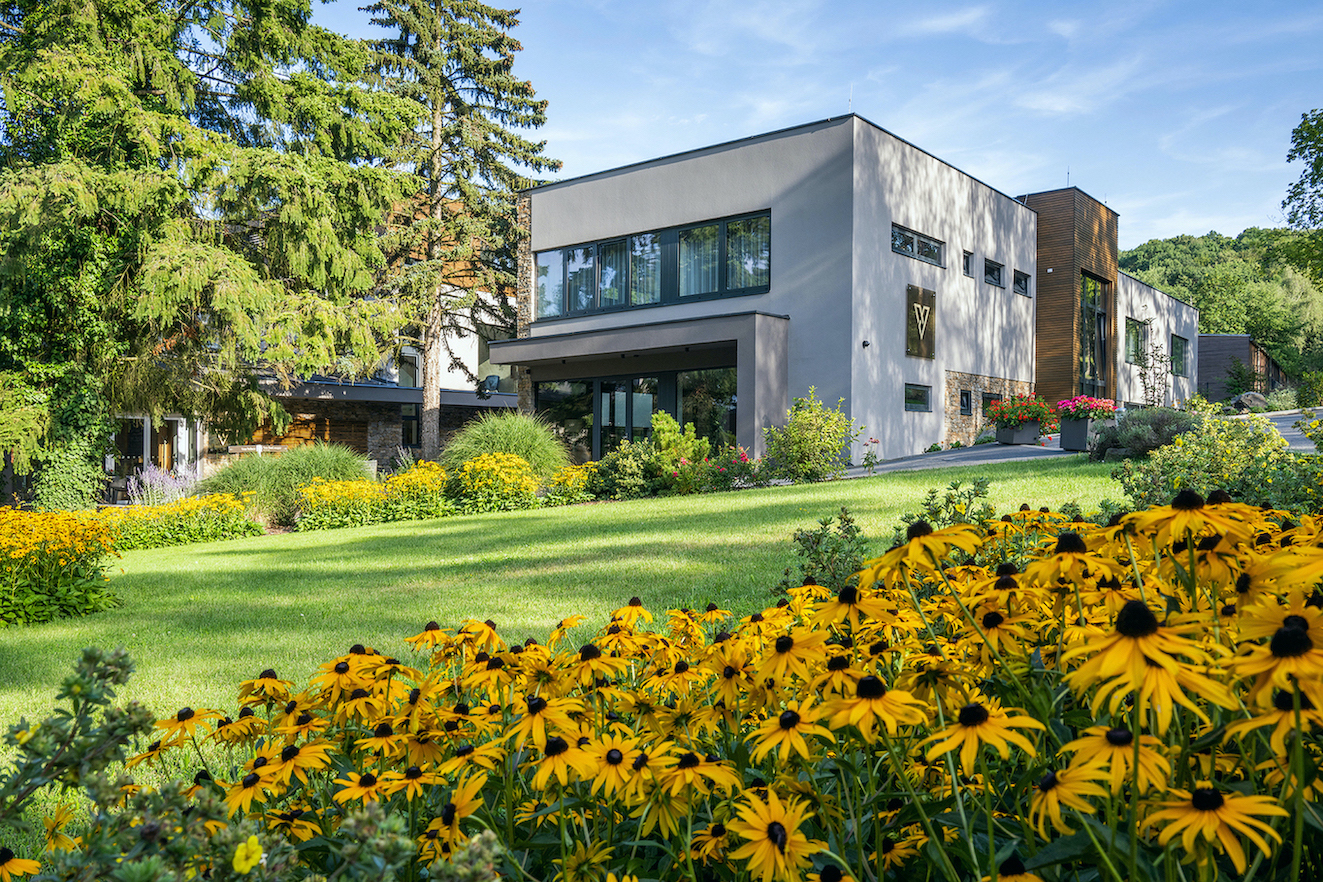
984 259 1005 288
533 211 770 321
1124 317 1148 365
1171 334 1190 377
962 251 974 278
891 224 945 267
904 383 932 412
959 390 973 415
1013 270 1031 296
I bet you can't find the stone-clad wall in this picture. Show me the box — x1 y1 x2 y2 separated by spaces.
943 371 1032 447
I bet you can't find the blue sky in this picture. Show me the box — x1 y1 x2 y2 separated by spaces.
313 0 1323 250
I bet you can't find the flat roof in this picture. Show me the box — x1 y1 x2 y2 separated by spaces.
524 114 1037 214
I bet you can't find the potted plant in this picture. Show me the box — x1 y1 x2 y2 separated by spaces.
988 395 1051 445
1055 396 1117 451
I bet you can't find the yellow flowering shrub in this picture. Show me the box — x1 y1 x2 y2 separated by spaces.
0 508 118 625
18 492 1323 880
296 463 453 531
95 494 263 550
447 452 539 513
544 461 596 506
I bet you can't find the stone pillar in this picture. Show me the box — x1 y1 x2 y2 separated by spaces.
514 193 535 414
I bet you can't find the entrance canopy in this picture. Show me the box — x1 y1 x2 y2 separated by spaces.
488 310 789 457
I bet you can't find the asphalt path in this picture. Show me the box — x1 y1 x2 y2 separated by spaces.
844 408 1315 478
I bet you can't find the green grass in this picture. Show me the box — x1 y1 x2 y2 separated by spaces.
0 458 1119 729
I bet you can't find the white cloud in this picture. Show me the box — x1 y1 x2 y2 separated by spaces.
896 5 990 37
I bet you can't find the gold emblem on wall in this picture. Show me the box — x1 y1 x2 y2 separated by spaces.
906 285 936 358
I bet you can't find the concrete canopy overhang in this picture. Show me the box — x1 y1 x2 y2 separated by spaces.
488 310 789 456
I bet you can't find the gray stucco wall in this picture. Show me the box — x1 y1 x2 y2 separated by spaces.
850 119 1037 458
1115 272 1199 406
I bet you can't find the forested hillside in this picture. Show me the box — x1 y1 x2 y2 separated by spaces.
1120 229 1323 376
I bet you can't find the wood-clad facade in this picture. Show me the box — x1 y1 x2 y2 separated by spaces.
1021 188 1119 407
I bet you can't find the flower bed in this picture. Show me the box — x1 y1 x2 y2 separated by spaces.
0 508 119 626
1056 395 1117 421
296 462 454 531
7 491 1320 880
97 493 263 550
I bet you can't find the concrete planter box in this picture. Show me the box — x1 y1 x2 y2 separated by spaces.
995 421 1040 445
1059 417 1115 452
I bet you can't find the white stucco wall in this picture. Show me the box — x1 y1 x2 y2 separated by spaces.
1115 272 1199 406
850 119 1037 458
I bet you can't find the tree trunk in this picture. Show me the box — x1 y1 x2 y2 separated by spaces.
420 67 449 463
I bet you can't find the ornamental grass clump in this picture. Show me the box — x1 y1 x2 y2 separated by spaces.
0 508 119 626
96 493 262 549
438 411 570 484
196 444 371 526
13 490 1323 881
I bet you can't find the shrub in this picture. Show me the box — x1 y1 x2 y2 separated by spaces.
651 411 710 468
762 387 861 482
439 411 570 483
1089 406 1200 460
1263 385 1298 411
295 462 454 531
1112 414 1305 510
447 452 540 513
774 506 868 594
889 477 996 547
196 443 370 525
32 438 105 511
0 509 119 625
1299 370 1323 408
585 439 667 500
97 494 263 549
543 462 597 507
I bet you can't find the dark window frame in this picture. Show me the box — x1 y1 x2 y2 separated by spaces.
891 224 945 267
1013 269 1031 296
533 211 770 321
401 403 420 448
1171 334 1190 377
959 390 973 415
962 251 974 277
984 259 1005 288
904 383 932 412
1124 317 1147 364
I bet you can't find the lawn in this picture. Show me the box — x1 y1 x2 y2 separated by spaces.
0 457 1118 729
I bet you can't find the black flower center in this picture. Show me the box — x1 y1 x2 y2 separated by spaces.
774 635 794 653
821 866 843 882
605 748 623 765
996 562 1019 576
1115 600 1159 638
296 712 313 726
632 752 650 770
484 619 497 630
711 822 726 837
238 707 255 719
999 855 1026 876
674 661 690 674
194 770 211 785
251 756 268 769
259 668 277 680
827 655 850 671
281 745 300 762
358 773 377 787
441 802 456 825
527 696 548 715
677 752 700 769
750 612 764 623
348 688 369 701
405 766 422 780
424 620 439 631
958 704 989 727
176 707 195 722
1191 788 1224 811
858 676 887 699
1172 490 1205 510
543 737 569 757
242 772 261 788
1054 532 1087 554
1284 615 1310 632
629 597 642 606
1271 626 1313 658
837 586 859 605
706 602 719 612
1105 728 1133 747
486 657 505 670
0 848 12 864
767 820 788 853
374 722 393 738
723 665 739 679
455 745 474 757
907 520 934 540
579 644 602 661
1038 771 1058 792
334 662 350 674
778 710 801 730
982 611 1005 629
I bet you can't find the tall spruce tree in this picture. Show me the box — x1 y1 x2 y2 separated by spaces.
364 0 558 461
0 0 418 501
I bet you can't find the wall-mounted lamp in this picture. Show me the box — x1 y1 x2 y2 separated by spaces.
862 340 870 348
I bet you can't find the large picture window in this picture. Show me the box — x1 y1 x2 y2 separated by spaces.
1125 318 1147 364
534 212 769 320
1080 274 1108 395
1171 335 1190 377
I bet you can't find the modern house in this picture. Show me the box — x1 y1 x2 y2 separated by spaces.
489 115 1197 462
1197 334 1287 401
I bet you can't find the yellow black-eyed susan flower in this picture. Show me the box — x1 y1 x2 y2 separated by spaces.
331 771 387 805
0 847 40 881
1144 784 1287 874
1060 725 1169 794
42 804 78 852
1028 766 1109 836
824 675 929 743
553 840 612 882
921 692 1045 775
727 789 825 882
224 772 271 816
748 700 834 763
1224 688 1323 754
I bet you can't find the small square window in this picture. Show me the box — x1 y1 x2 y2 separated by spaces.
963 251 974 277
1013 270 1030 296
982 392 1002 414
959 390 972 415
905 383 931 412
984 259 1004 287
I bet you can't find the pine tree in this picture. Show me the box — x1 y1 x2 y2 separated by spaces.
0 0 419 498
364 0 559 461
